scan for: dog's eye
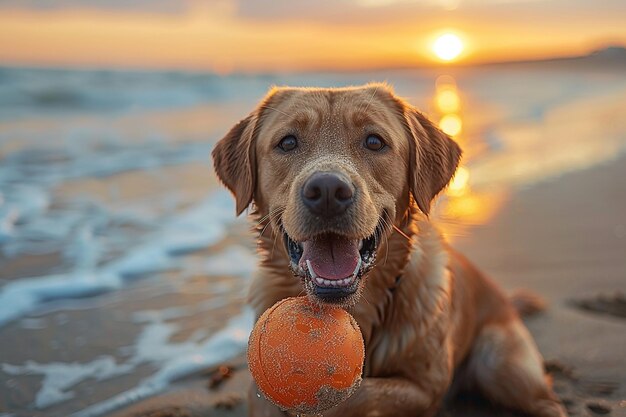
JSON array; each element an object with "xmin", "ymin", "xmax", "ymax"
[
  {"xmin": 364, "ymin": 134, "xmax": 385, "ymax": 151},
  {"xmin": 277, "ymin": 135, "xmax": 298, "ymax": 152}
]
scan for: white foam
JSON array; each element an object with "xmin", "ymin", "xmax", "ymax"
[
  {"xmin": 3, "ymin": 357, "xmax": 135, "ymax": 409},
  {"xmin": 73, "ymin": 308, "xmax": 254, "ymax": 417},
  {"xmin": 2, "ymin": 304, "xmax": 254, "ymax": 413},
  {"xmin": 2, "ymin": 241, "xmax": 255, "ymax": 413},
  {"xmin": 0, "ymin": 190, "xmax": 236, "ymax": 327},
  {"xmin": 0, "ymin": 185, "xmax": 49, "ymax": 244}
]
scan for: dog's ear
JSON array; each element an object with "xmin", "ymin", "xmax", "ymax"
[
  {"xmin": 212, "ymin": 112, "xmax": 258, "ymax": 215},
  {"xmin": 404, "ymin": 106, "xmax": 462, "ymax": 215}
]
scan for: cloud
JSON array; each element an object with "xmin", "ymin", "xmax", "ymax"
[
  {"xmin": 0, "ymin": 0, "xmax": 188, "ymax": 13},
  {"xmin": 234, "ymin": 0, "xmax": 626, "ymax": 25},
  {"xmin": 2, "ymin": 0, "xmax": 625, "ymax": 23},
  {"xmin": 235, "ymin": 0, "xmax": 438, "ymax": 22}
]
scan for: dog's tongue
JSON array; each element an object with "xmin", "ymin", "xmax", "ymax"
[{"xmin": 301, "ymin": 236, "xmax": 360, "ymax": 280}]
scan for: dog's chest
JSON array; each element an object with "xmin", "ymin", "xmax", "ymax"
[{"xmin": 353, "ymin": 297, "xmax": 451, "ymax": 380}]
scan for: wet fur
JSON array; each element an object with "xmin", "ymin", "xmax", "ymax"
[{"xmin": 213, "ymin": 84, "xmax": 566, "ymax": 417}]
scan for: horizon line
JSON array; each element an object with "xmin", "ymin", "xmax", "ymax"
[{"xmin": 1, "ymin": 45, "xmax": 624, "ymax": 75}]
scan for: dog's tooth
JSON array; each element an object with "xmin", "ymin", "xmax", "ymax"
[
  {"xmin": 358, "ymin": 240, "xmax": 363, "ymax": 250},
  {"xmin": 306, "ymin": 260, "xmax": 318, "ymax": 279},
  {"xmin": 323, "ymin": 279, "xmax": 332, "ymax": 286},
  {"xmin": 352, "ymin": 257, "xmax": 362, "ymax": 277},
  {"xmin": 316, "ymin": 277, "xmax": 324, "ymax": 285}
]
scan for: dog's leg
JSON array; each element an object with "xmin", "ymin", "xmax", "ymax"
[
  {"xmin": 468, "ymin": 319, "xmax": 567, "ymax": 417},
  {"xmin": 250, "ymin": 377, "xmax": 443, "ymax": 417},
  {"xmin": 319, "ymin": 377, "xmax": 444, "ymax": 417}
]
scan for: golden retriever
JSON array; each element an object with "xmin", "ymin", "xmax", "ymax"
[{"xmin": 212, "ymin": 84, "xmax": 566, "ymax": 417}]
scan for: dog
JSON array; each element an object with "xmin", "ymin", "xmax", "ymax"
[{"xmin": 212, "ymin": 84, "xmax": 566, "ymax": 417}]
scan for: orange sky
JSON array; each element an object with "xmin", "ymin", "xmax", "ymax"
[{"xmin": 1, "ymin": 0, "xmax": 625, "ymax": 72}]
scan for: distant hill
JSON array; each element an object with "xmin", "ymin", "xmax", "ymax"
[
  {"xmin": 588, "ymin": 45, "xmax": 626, "ymax": 60},
  {"xmin": 475, "ymin": 45, "xmax": 626, "ymax": 70}
]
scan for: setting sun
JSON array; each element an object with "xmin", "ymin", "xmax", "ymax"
[{"xmin": 433, "ymin": 33, "xmax": 464, "ymax": 61}]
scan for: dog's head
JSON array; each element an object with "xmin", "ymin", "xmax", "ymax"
[{"xmin": 213, "ymin": 84, "xmax": 461, "ymax": 306}]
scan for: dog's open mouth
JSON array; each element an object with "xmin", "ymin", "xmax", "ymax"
[{"xmin": 283, "ymin": 228, "xmax": 378, "ymax": 303}]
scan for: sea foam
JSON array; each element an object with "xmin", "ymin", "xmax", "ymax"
[
  {"xmin": 0, "ymin": 190, "xmax": 236, "ymax": 327},
  {"xmin": 3, "ymin": 304, "xmax": 255, "ymax": 414}
]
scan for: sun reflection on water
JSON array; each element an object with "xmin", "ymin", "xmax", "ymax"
[
  {"xmin": 435, "ymin": 76, "xmax": 463, "ymax": 137},
  {"xmin": 447, "ymin": 166, "xmax": 470, "ymax": 197},
  {"xmin": 436, "ymin": 89, "xmax": 461, "ymax": 113},
  {"xmin": 430, "ymin": 74, "xmax": 510, "ymax": 241},
  {"xmin": 439, "ymin": 114, "xmax": 463, "ymax": 136}
]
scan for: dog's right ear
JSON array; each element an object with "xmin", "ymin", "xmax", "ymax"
[{"xmin": 212, "ymin": 112, "xmax": 258, "ymax": 216}]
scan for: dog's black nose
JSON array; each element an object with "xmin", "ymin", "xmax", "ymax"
[{"xmin": 302, "ymin": 172, "xmax": 354, "ymax": 217}]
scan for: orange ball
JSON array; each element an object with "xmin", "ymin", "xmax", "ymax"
[{"xmin": 247, "ymin": 297, "xmax": 364, "ymax": 414}]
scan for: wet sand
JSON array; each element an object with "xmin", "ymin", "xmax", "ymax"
[{"xmin": 103, "ymin": 154, "xmax": 626, "ymax": 416}]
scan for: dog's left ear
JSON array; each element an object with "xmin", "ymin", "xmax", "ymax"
[
  {"xmin": 404, "ymin": 106, "xmax": 462, "ymax": 215},
  {"xmin": 212, "ymin": 112, "xmax": 258, "ymax": 216}
]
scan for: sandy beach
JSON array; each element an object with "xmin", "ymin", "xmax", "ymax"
[{"xmin": 1, "ymin": 59, "xmax": 625, "ymax": 417}]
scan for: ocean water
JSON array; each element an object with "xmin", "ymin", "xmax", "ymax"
[{"xmin": 0, "ymin": 61, "xmax": 625, "ymax": 416}]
